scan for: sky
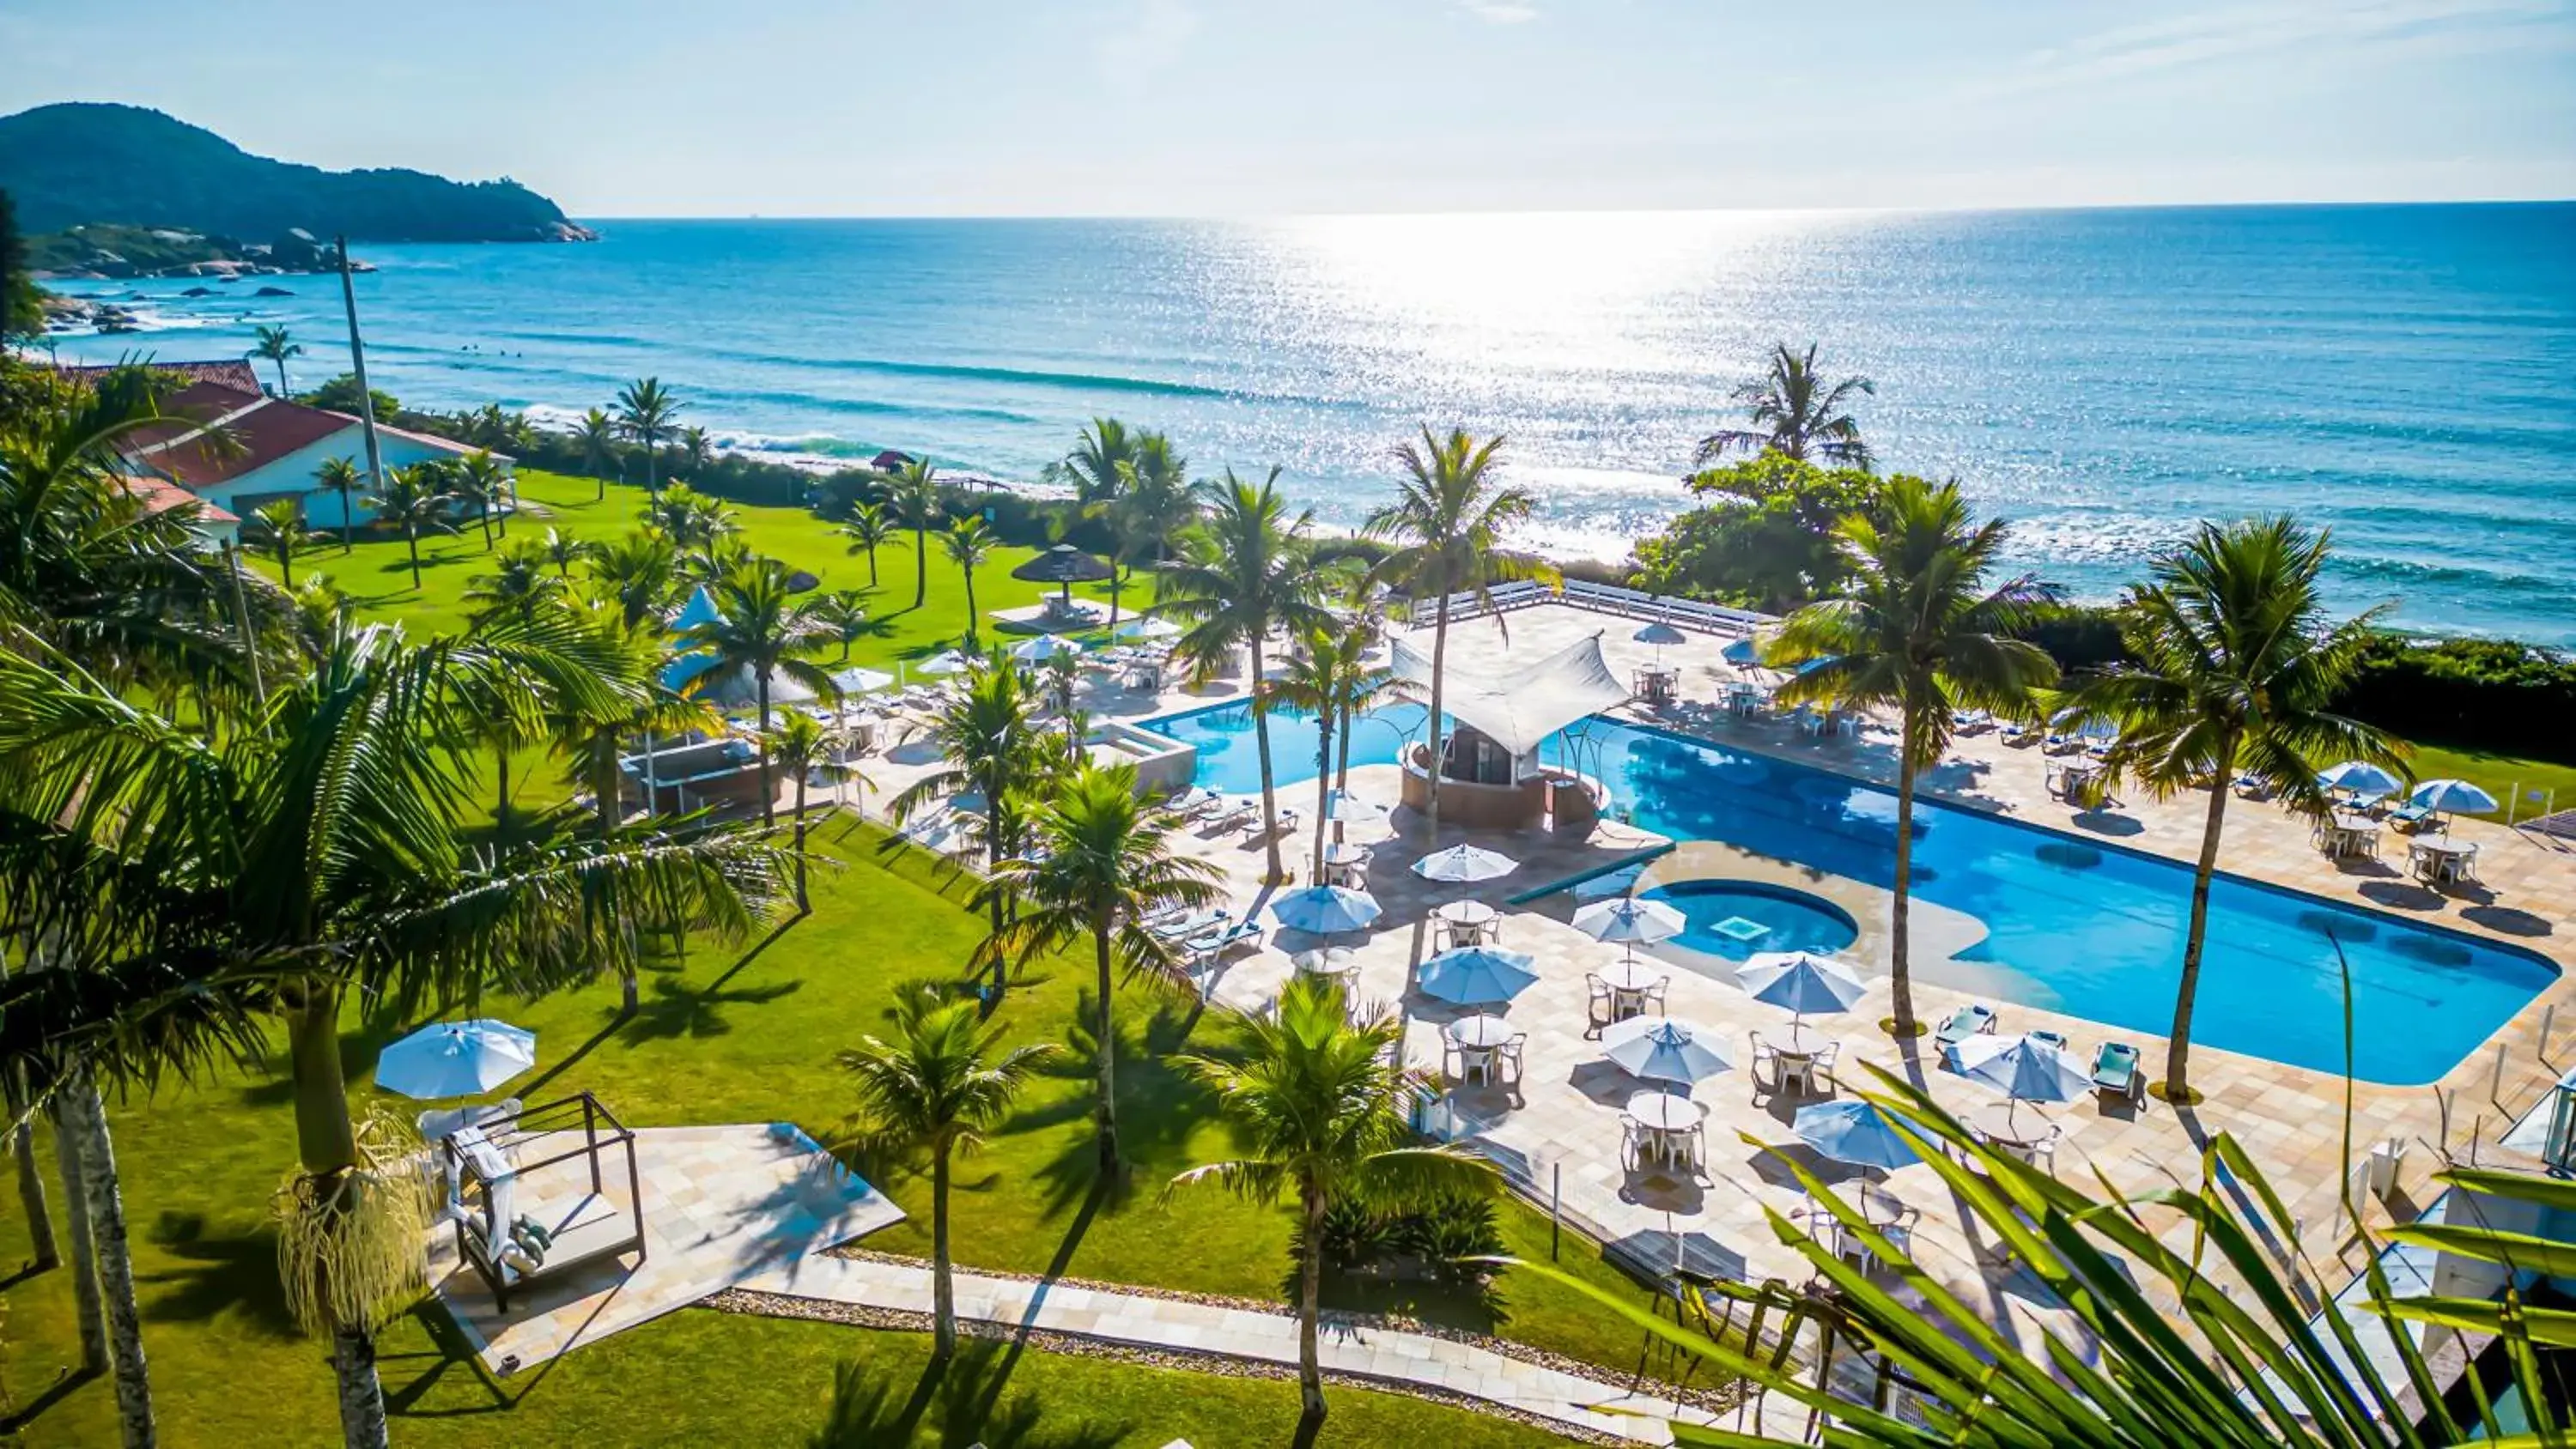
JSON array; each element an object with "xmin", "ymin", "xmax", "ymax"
[{"xmin": 4, "ymin": 0, "xmax": 2572, "ymax": 215}]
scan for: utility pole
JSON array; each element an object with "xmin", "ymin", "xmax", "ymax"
[{"xmin": 335, "ymin": 234, "xmax": 385, "ymax": 548}]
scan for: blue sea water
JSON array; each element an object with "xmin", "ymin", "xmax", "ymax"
[
  {"xmin": 1149, "ymin": 698, "xmax": 2557, "ymax": 1084},
  {"xmin": 45, "ymin": 204, "xmax": 2576, "ymax": 641}
]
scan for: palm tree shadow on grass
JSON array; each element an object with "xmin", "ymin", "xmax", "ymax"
[
  {"xmin": 811, "ymin": 1339, "xmax": 1132, "ymax": 1449},
  {"xmin": 139, "ymin": 1210, "xmax": 301, "ymax": 1337},
  {"xmin": 612, "ymin": 972, "xmax": 805, "ymax": 1047},
  {"xmin": 1017, "ymin": 991, "xmax": 1212, "ymax": 1219}
]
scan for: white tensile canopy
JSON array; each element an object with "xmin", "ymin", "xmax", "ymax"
[{"xmin": 1389, "ymin": 630, "xmax": 1630, "ymax": 758}]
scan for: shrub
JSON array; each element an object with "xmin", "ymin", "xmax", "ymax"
[
  {"xmin": 2014, "ymin": 603, "xmax": 2130, "ymax": 674},
  {"xmin": 1301, "ymin": 1188, "xmax": 1504, "ymax": 1288},
  {"xmin": 2336, "ymin": 635, "xmax": 2576, "ymax": 766}
]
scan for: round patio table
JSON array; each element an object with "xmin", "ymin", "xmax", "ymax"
[
  {"xmin": 1291, "ymin": 948, "xmax": 1358, "ymax": 978},
  {"xmin": 1322, "ymin": 842, "xmax": 1373, "ymax": 865},
  {"xmin": 1965, "ymin": 1101, "xmax": 2051, "ymax": 1150},
  {"xmin": 1627, "ymin": 1091, "xmax": 1699, "ymax": 1132},
  {"xmin": 1777, "ymin": 1023, "xmax": 1837, "ymax": 1057},
  {"xmin": 1434, "ymin": 900, "xmax": 1498, "ymax": 929},
  {"xmin": 1447, "ymin": 1014, "xmax": 1516, "ymax": 1050},
  {"xmin": 1598, "ymin": 959, "xmax": 1662, "ymax": 991},
  {"xmin": 1854, "ymin": 1182, "xmax": 1908, "ymax": 1228}
]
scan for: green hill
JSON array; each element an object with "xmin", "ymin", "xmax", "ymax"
[{"xmin": 0, "ymin": 101, "xmax": 590, "ymax": 244}]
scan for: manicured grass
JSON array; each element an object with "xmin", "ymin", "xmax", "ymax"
[{"xmin": 2401, "ymin": 741, "xmax": 2576, "ymax": 822}]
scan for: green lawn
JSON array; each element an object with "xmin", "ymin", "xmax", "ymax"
[
  {"xmin": 2401, "ymin": 741, "xmax": 2576, "ymax": 823},
  {"xmin": 3, "ymin": 470, "xmax": 1694, "ymax": 1443}
]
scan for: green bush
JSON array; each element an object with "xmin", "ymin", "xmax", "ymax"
[
  {"xmin": 2336, "ymin": 634, "xmax": 2576, "ymax": 766},
  {"xmin": 1303, "ymin": 1188, "xmax": 1505, "ymax": 1288},
  {"xmin": 2014, "ymin": 603, "xmax": 2130, "ymax": 673}
]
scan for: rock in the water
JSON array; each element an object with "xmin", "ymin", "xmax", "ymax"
[
  {"xmin": 254, "ymin": 285, "xmax": 295, "ymax": 297},
  {"xmin": 180, "ymin": 286, "xmax": 214, "ymax": 297}
]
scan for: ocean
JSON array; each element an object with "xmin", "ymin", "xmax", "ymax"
[{"xmin": 40, "ymin": 204, "xmax": 2576, "ymax": 643}]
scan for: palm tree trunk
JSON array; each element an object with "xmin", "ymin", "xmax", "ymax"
[
  {"xmin": 477, "ymin": 508, "xmax": 494, "ymax": 550},
  {"xmin": 756, "ymin": 675, "xmax": 775, "ymax": 827},
  {"xmin": 338, "ymin": 481, "xmax": 354, "ymax": 550},
  {"xmin": 2168, "ymin": 767, "xmax": 2233, "ymax": 1100},
  {"xmin": 1297, "ymin": 1179, "xmax": 1327, "ymax": 1425},
  {"xmin": 1249, "ymin": 640, "xmax": 1284, "ymax": 882},
  {"xmin": 495, "ymin": 743, "xmax": 511, "ymax": 834},
  {"xmin": 284, "ymin": 981, "xmax": 392, "ymax": 1449},
  {"xmin": 913, "ymin": 529, "xmax": 927, "ymax": 609},
  {"xmin": 1888, "ymin": 736, "xmax": 1920, "ymax": 1037},
  {"xmin": 58, "ymin": 1068, "xmax": 155, "ymax": 1447},
  {"xmin": 404, "ymin": 529, "xmax": 422, "ymax": 590},
  {"xmin": 1094, "ymin": 919, "xmax": 1120, "ymax": 1174},
  {"xmin": 962, "ymin": 568, "xmax": 977, "ymax": 645},
  {"xmin": 1312, "ymin": 712, "xmax": 1333, "ymax": 883},
  {"xmin": 793, "ymin": 771, "xmax": 811, "ymax": 912},
  {"xmin": 1425, "ymin": 595, "xmax": 1450, "ymax": 847},
  {"xmin": 866, "ymin": 547, "xmax": 878, "ymax": 589},
  {"xmin": 332, "ymin": 1327, "xmax": 389, "ymax": 1449},
  {"xmin": 14, "ymin": 1117, "xmax": 57, "ymax": 1270},
  {"xmin": 51, "ymin": 1100, "xmax": 108, "ymax": 1375},
  {"xmin": 931, "ymin": 1142, "xmax": 956, "ymax": 1360},
  {"xmin": 280, "ymin": 544, "xmax": 296, "ymax": 589}
]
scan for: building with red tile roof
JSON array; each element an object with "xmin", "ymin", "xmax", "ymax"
[{"xmin": 54, "ymin": 359, "xmax": 268, "ymax": 394}]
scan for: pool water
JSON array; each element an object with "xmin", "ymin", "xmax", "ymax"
[
  {"xmin": 1145, "ymin": 700, "xmax": 2557, "ymax": 1084},
  {"xmin": 1640, "ymin": 881, "xmax": 1861, "ymax": 962}
]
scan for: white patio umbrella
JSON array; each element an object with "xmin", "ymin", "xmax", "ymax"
[
  {"xmin": 1570, "ymin": 896, "xmax": 1686, "ymax": 961},
  {"xmin": 1633, "ymin": 619, "xmax": 1686, "ymax": 667},
  {"xmin": 2408, "ymin": 777, "xmax": 2500, "ymax": 825},
  {"xmin": 1416, "ymin": 946, "xmax": 1540, "ymax": 1006},
  {"xmin": 1792, "ymin": 1100, "xmax": 1922, "ymax": 1174},
  {"xmin": 1268, "ymin": 884, "xmax": 1382, "ymax": 935},
  {"xmin": 1949, "ymin": 1033, "xmax": 2091, "ymax": 1132},
  {"xmin": 376, "ymin": 1019, "xmax": 536, "ymax": 1100},
  {"xmin": 1324, "ymin": 789, "xmax": 1388, "ymax": 827},
  {"xmin": 832, "ymin": 665, "xmax": 897, "ymax": 695},
  {"xmin": 1113, "ymin": 616, "xmax": 1181, "ymax": 643},
  {"xmin": 1736, "ymin": 950, "xmax": 1868, "ymax": 1027},
  {"xmin": 1600, "ymin": 1016, "xmax": 1733, "ymax": 1088},
  {"xmin": 914, "ymin": 650, "xmax": 974, "ymax": 676},
  {"xmin": 2318, "ymin": 760, "xmax": 2403, "ymax": 798},
  {"xmin": 1012, "ymin": 634, "xmax": 1084, "ymax": 664},
  {"xmin": 1412, "ymin": 844, "xmax": 1519, "ymax": 884}
]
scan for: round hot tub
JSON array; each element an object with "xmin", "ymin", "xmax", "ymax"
[{"xmin": 1637, "ymin": 879, "xmax": 1860, "ymax": 962}]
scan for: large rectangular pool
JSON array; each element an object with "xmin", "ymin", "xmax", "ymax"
[{"xmin": 1145, "ymin": 700, "xmax": 2557, "ymax": 1085}]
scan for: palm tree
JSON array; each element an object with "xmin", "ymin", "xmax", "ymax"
[
  {"xmin": 586, "ymin": 530, "xmax": 681, "ymax": 630},
  {"xmin": 313, "ymin": 456, "xmax": 362, "ymax": 550},
  {"xmin": 816, "ymin": 588, "xmax": 871, "ymax": 662},
  {"xmin": 987, "ymin": 763, "xmax": 1222, "ymax": 1173},
  {"xmin": 768, "ymin": 709, "xmax": 863, "ymax": 912},
  {"xmin": 839, "ymin": 986, "xmax": 1054, "ymax": 1359},
  {"xmin": 248, "ymin": 500, "xmax": 325, "ymax": 589},
  {"xmin": 1046, "ymin": 416, "xmax": 1134, "ymax": 505},
  {"xmin": 1158, "ymin": 469, "xmax": 1334, "ymax": 883},
  {"xmin": 1104, "ymin": 429, "xmax": 1196, "ymax": 625},
  {"xmin": 462, "ymin": 540, "xmax": 564, "ymax": 627},
  {"xmin": 1695, "ymin": 341, "xmax": 1875, "ymax": 470},
  {"xmin": 574, "ymin": 406, "xmax": 620, "ymax": 500},
  {"xmin": 839, "ymin": 501, "xmax": 899, "ymax": 591},
  {"xmin": 1168, "ymin": 974, "xmax": 1496, "ymax": 1428},
  {"xmin": 250, "ymin": 324, "xmax": 302, "ymax": 395},
  {"xmin": 940, "ymin": 516, "xmax": 997, "ymax": 646},
  {"xmin": 538, "ymin": 527, "xmax": 592, "ymax": 578},
  {"xmin": 888, "ymin": 460, "xmax": 943, "ymax": 611},
  {"xmin": 1270, "ymin": 623, "xmax": 1395, "ymax": 882},
  {"xmin": 2069, "ymin": 518, "xmax": 2397, "ymax": 1100},
  {"xmin": 679, "ymin": 558, "xmax": 838, "ymax": 825},
  {"xmin": 889, "ymin": 652, "xmax": 1060, "ymax": 943},
  {"xmin": 368, "ymin": 464, "xmax": 456, "ymax": 591},
  {"xmin": 0, "ymin": 621, "xmax": 787, "ymax": 1449},
  {"xmin": 1767, "ymin": 476, "xmax": 2057, "ymax": 1037},
  {"xmin": 454, "ymin": 451, "xmax": 515, "ymax": 548},
  {"xmin": 677, "ymin": 424, "xmax": 714, "ymax": 476},
  {"xmin": 1363, "ymin": 428, "xmax": 1554, "ymax": 848},
  {"xmin": 614, "ymin": 377, "xmax": 684, "ymax": 500}
]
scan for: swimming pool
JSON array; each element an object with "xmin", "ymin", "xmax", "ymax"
[
  {"xmin": 1145, "ymin": 700, "xmax": 2558, "ymax": 1084},
  {"xmin": 1640, "ymin": 881, "xmax": 1861, "ymax": 962}
]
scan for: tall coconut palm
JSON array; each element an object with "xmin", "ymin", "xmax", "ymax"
[
  {"xmin": 538, "ymin": 527, "xmax": 592, "ymax": 578},
  {"xmin": 677, "ymin": 424, "xmax": 715, "ymax": 476},
  {"xmin": 987, "ymin": 762, "xmax": 1222, "ymax": 1173},
  {"xmin": 1270, "ymin": 624, "xmax": 1395, "ymax": 882},
  {"xmin": 889, "ymin": 652, "xmax": 1060, "ymax": 943},
  {"xmin": 940, "ymin": 515, "xmax": 997, "ymax": 646},
  {"xmin": 838, "ymin": 501, "xmax": 900, "ymax": 590},
  {"xmin": 1695, "ymin": 341, "xmax": 1876, "ymax": 470},
  {"xmin": 2069, "ymin": 518, "xmax": 2397, "ymax": 1100},
  {"xmin": 0, "ymin": 620, "xmax": 787, "ymax": 1449},
  {"xmin": 1167, "ymin": 973, "xmax": 1496, "ymax": 1428},
  {"xmin": 677, "ymin": 557, "xmax": 837, "ymax": 825},
  {"xmin": 1768, "ymin": 476, "xmax": 2057, "ymax": 1037},
  {"xmin": 369, "ymin": 464, "xmax": 456, "ymax": 591},
  {"xmin": 454, "ymin": 450, "xmax": 515, "ymax": 548},
  {"xmin": 839, "ymin": 986, "xmax": 1054, "ymax": 1359},
  {"xmin": 574, "ymin": 406, "xmax": 620, "ymax": 500},
  {"xmin": 769, "ymin": 709, "xmax": 860, "ymax": 912},
  {"xmin": 248, "ymin": 500, "xmax": 325, "ymax": 589},
  {"xmin": 249, "ymin": 324, "xmax": 301, "ymax": 396},
  {"xmin": 815, "ymin": 588, "xmax": 871, "ymax": 662},
  {"xmin": 887, "ymin": 459, "xmax": 943, "ymax": 611},
  {"xmin": 586, "ymin": 530, "xmax": 681, "ymax": 630},
  {"xmin": 313, "ymin": 456, "xmax": 363, "ymax": 550},
  {"xmin": 1107, "ymin": 429, "xmax": 1196, "ymax": 622},
  {"xmin": 613, "ymin": 377, "xmax": 684, "ymax": 500},
  {"xmin": 1363, "ymin": 428, "xmax": 1554, "ymax": 848},
  {"xmin": 1047, "ymin": 416, "xmax": 1134, "ymax": 506},
  {"xmin": 1157, "ymin": 469, "xmax": 1334, "ymax": 882},
  {"xmin": 462, "ymin": 540, "xmax": 563, "ymax": 627}
]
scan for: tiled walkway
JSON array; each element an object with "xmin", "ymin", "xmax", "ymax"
[{"xmin": 738, "ymin": 1251, "xmax": 1785, "ymax": 1445}]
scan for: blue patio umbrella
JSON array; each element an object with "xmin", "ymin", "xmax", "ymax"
[
  {"xmin": 1722, "ymin": 637, "xmax": 1761, "ymax": 668},
  {"xmin": 2408, "ymin": 778, "xmax": 2499, "ymax": 816},
  {"xmin": 1012, "ymin": 634, "xmax": 1084, "ymax": 664},
  {"xmin": 1412, "ymin": 844, "xmax": 1519, "ymax": 884},
  {"xmin": 1633, "ymin": 619, "xmax": 1686, "ymax": 667},
  {"xmin": 1600, "ymin": 1016, "xmax": 1733, "ymax": 1087},
  {"xmin": 1792, "ymin": 1100, "xmax": 1923, "ymax": 1173},
  {"xmin": 2318, "ymin": 761, "xmax": 2403, "ymax": 798},
  {"xmin": 376, "ymin": 1019, "xmax": 536, "ymax": 1100},
  {"xmin": 1949, "ymin": 1032, "xmax": 2090, "ymax": 1131},
  {"xmin": 1268, "ymin": 884, "xmax": 1382, "ymax": 935},
  {"xmin": 1416, "ymin": 946, "xmax": 1540, "ymax": 1006},
  {"xmin": 1736, "ymin": 951, "xmax": 1868, "ymax": 1024}
]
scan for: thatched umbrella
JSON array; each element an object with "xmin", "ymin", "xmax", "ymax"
[{"xmin": 1009, "ymin": 543, "xmax": 1115, "ymax": 610}]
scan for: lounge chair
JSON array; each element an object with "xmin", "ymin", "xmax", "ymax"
[
  {"xmin": 2387, "ymin": 802, "xmax": 2434, "ymax": 834},
  {"xmin": 1152, "ymin": 906, "xmax": 1230, "ymax": 941},
  {"xmin": 1999, "ymin": 718, "xmax": 2041, "ymax": 747},
  {"xmin": 2232, "ymin": 773, "xmax": 2271, "ymax": 800},
  {"xmin": 2028, "ymin": 1029, "xmax": 2069, "ymax": 1052},
  {"xmin": 1934, "ymin": 1003, "xmax": 1997, "ymax": 1057},
  {"xmin": 2091, "ymin": 1042, "xmax": 2145, "ymax": 1106},
  {"xmin": 2041, "ymin": 728, "xmax": 2078, "ymax": 755},
  {"xmin": 1952, "ymin": 708, "xmax": 1995, "ymax": 735},
  {"xmin": 1183, "ymin": 921, "xmax": 1264, "ymax": 965},
  {"xmin": 1205, "ymin": 797, "xmax": 1257, "ymax": 832}
]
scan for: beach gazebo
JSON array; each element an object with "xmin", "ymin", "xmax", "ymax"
[{"xmin": 1011, "ymin": 544, "xmax": 1115, "ymax": 625}]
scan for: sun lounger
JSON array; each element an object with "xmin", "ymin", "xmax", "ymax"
[
  {"xmin": 1952, "ymin": 708, "xmax": 1994, "ymax": 734},
  {"xmin": 1934, "ymin": 1003, "xmax": 1997, "ymax": 1056},
  {"xmin": 2042, "ymin": 730, "xmax": 2078, "ymax": 754},
  {"xmin": 1152, "ymin": 906, "xmax": 1230, "ymax": 941},
  {"xmin": 1999, "ymin": 718, "xmax": 2041, "ymax": 747},
  {"xmin": 2232, "ymin": 773, "xmax": 2271, "ymax": 800},
  {"xmin": 2387, "ymin": 802, "xmax": 2434, "ymax": 833},
  {"xmin": 1183, "ymin": 921, "xmax": 1264, "ymax": 964},
  {"xmin": 1165, "ymin": 786, "xmax": 1223, "ymax": 820},
  {"xmin": 2092, "ymin": 1042, "xmax": 2145, "ymax": 1106},
  {"xmin": 2028, "ymin": 1029, "xmax": 2069, "ymax": 1052},
  {"xmin": 1206, "ymin": 797, "xmax": 1258, "ymax": 831},
  {"xmin": 1238, "ymin": 806, "xmax": 1298, "ymax": 842}
]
